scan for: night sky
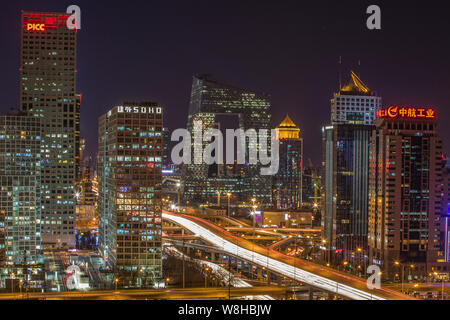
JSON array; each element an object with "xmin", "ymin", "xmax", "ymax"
[{"xmin": 1, "ymin": 0, "xmax": 450, "ymax": 165}]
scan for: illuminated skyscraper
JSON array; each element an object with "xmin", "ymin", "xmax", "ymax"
[
  {"xmin": 330, "ymin": 71, "xmax": 381, "ymax": 125},
  {"xmin": 443, "ymin": 158, "xmax": 450, "ymax": 262},
  {"xmin": 0, "ymin": 110, "xmax": 43, "ymax": 265},
  {"xmin": 322, "ymin": 124, "xmax": 373, "ymax": 266},
  {"xmin": 98, "ymin": 102, "xmax": 163, "ymax": 287},
  {"xmin": 273, "ymin": 115, "xmax": 303, "ymax": 209},
  {"xmin": 322, "ymin": 72, "xmax": 378, "ymax": 267},
  {"xmin": 20, "ymin": 12, "xmax": 80, "ymax": 248},
  {"xmin": 368, "ymin": 106, "xmax": 445, "ymax": 279},
  {"xmin": 182, "ymin": 75, "xmax": 272, "ymax": 206}
]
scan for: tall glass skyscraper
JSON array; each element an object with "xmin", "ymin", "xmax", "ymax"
[
  {"xmin": 20, "ymin": 12, "xmax": 80, "ymax": 248},
  {"xmin": 98, "ymin": 102, "xmax": 163, "ymax": 288},
  {"xmin": 182, "ymin": 75, "xmax": 272, "ymax": 207},
  {"xmin": 322, "ymin": 72, "xmax": 379, "ymax": 267}
]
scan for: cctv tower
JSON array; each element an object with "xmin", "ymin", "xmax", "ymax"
[{"xmin": 182, "ymin": 75, "xmax": 272, "ymax": 207}]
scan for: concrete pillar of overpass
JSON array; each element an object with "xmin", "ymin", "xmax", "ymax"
[
  {"xmin": 267, "ymin": 272, "xmax": 271, "ymax": 285},
  {"xmin": 278, "ymin": 274, "xmax": 282, "ymax": 286},
  {"xmin": 308, "ymin": 287, "xmax": 314, "ymax": 300},
  {"xmin": 257, "ymin": 267, "xmax": 262, "ymax": 280}
]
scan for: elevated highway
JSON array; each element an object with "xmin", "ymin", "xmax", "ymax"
[{"xmin": 162, "ymin": 210, "xmax": 415, "ymax": 300}]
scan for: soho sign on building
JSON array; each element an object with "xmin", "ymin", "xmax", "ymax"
[
  {"xmin": 107, "ymin": 106, "xmax": 163, "ymax": 117},
  {"xmin": 117, "ymin": 106, "xmax": 162, "ymax": 114}
]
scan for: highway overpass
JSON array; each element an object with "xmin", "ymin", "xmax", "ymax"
[
  {"xmin": 162, "ymin": 211, "xmax": 414, "ymax": 300},
  {"xmin": 0, "ymin": 286, "xmax": 285, "ymax": 300}
]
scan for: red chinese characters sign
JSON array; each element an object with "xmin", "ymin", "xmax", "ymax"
[
  {"xmin": 376, "ymin": 106, "xmax": 436, "ymax": 120},
  {"xmin": 23, "ymin": 13, "xmax": 70, "ymax": 31}
]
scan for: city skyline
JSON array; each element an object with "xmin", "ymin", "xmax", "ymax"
[
  {"xmin": 1, "ymin": 1, "xmax": 450, "ymax": 303},
  {"xmin": 1, "ymin": 1, "xmax": 450, "ymax": 165}
]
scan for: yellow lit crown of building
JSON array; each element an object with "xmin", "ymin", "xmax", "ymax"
[
  {"xmin": 340, "ymin": 71, "xmax": 370, "ymax": 94},
  {"xmin": 276, "ymin": 114, "xmax": 300, "ymax": 140}
]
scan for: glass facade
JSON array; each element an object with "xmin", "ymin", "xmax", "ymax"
[
  {"xmin": 182, "ymin": 75, "xmax": 272, "ymax": 207},
  {"xmin": 322, "ymin": 124, "xmax": 373, "ymax": 266},
  {"xmin": 322, "ymin": 72, "xmax": 380, "ymax": 268}
]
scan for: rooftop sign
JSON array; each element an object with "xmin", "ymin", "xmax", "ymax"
[{"xmin": 376, "ymin": 106, "xmax": 436, "ymax": 120}]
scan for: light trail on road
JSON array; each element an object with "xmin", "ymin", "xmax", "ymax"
[
  {"xmin": 165, "ymin": 245, "xmax": 274, "ymax": 300},
  {"xmin": 162, "ymin": 212, "xmax": 385, "ymax": 300}
]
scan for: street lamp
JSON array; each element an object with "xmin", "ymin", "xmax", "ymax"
[
  {"xmin": 10, "ymin": 272, "xmax": 15, "ymax": 294},
  {"xmin": 114, "ymin": 278, "xmax": 119, "ymax": 291},
  {"xmin": 204, "ymin": 267, "xmax": 211, "ymax": 288},
  {"xmin": 395, "ymin": 261, "xmax": 415, "ymax": 293},
  {"xmin": 432, "ymin": 272, "xmax": 446, "ymax": 300},
  {"xmin": 394, "ymin": 261, "xmax": 404, "ymax": 292},
  {"xmin": 227, "ymin": 193, "xmax": 231, "ymax": 217},
  {"xmin": 176, "ymin": 183, "xmax": 181, "ymax": 211}
]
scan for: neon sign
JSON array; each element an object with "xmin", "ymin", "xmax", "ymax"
[
  {"xmin": 26, "ymin": 23, "xmax": 45, "ymax": 31},
  {"xmin": 376, "ymin": 106, "xmax": 436, "ymax": 120}
]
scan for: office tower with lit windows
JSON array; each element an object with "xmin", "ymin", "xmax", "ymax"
[
  {"xmin": 20, "ymin": 12, "xmax": 80, "ymax": 248},
  {"xmin": 322, "ymin": 72, "xmax": 379, "ymax": 267},
  {"xmin": 330, "ymin": 71, "xmax": 381, "ymax": 125},
  {"xmin": 368, "ymin": 106, "xmax": 445, "ymax": 279},
  {"xmin": 322, "ymin": 124, "xmax": 374, "ymax": 266},
  {"xmin": 0, "ymin": 110, "xmax": 43, "ymax": 265},
  {"xmin": 182, "ymin": 75, "xmax": 272, "ymax": 207},
  {"xmin": 98, "ymin": 102, "xmax": 163, "ymax": 287},
  {"xmin": 273, "ymin": 115, "xmax": 303, "ymax": 209},
  {"xmin": 443, "ymin": 158, "xmax": 450, "ymax": 262}
]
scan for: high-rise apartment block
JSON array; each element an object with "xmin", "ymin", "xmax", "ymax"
[
  {"xmin": 98, "ymin": 102, "xmax": 163, "ymax": 287},
  {"xmin": 20, "ymin": 12, "xmax": 79, "ymax": 248}
]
